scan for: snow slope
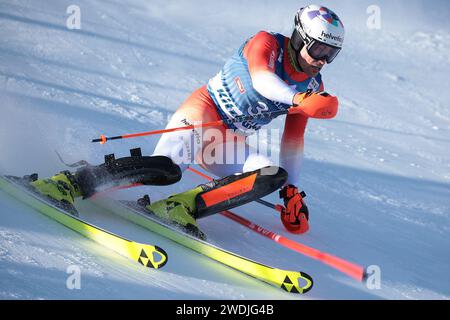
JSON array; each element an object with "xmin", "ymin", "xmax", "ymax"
[{"xmin": 0, "ymin": 0, "xmax": 449, "ymax": 299}]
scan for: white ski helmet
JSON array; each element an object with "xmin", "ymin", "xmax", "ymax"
[{"xmin": 290, "ymin": 5, "xmax": 345, "ymax": 63}]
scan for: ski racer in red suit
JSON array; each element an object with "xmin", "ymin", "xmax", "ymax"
[
  {"xmin": 27, "ymin": 5, "xmax": 345, "ymax": 236},
  {"xmin": 152, "ymin": 5, "xmax": 345, "ymax": 233}
]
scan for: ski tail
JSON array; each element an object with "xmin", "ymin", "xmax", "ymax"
[{"xmin": 0, "ymin": 175, "xmax": 168, "ymax": 270}]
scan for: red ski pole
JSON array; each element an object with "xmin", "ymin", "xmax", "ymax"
[
  {"xmin": 91, "ymin": 91, "xmax": 337, "ymax": 144},
  {"xmin": 91, "ymin": 104, "xmax": 315, "ymax": 145},
  {"xmin": 187, "ymin": 166, "xmax": 366, "ymax": 282},
  {"xmin": 91, "ymin": 120, "xmax": 225, "ymax": 144}
]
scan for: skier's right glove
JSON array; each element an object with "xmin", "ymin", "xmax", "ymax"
[
  {"xmin": 279, "ymin": 185, "xmax": 309, "ymax": 234},
  {"xmin": 291, "ymin": 90, "xmax": 338, "ymax": 119}
]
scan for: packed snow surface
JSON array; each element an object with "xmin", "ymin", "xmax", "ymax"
[{"xmin": 0, "ymin": 0, "xmax": 449, "ymax": 299}]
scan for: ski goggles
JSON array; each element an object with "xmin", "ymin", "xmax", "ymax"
[{"xmin": 305, "ymin": 40, "xmax": 341, "ymax": 64}]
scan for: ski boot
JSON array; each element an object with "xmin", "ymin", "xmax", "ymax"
[
  {"xmin": 23, "ymin": 148, "xmax": 181, "ymax": 216},
  {"xmin": 139, "ymin": 165, "xmax": 288, "ymax": 240},
  {"xmin": 139, "ymin": 187, "xmax": 206, "ymax": 240},
  {"xmin": 27, "ymin": 171, "xmax": 82, "ymax": 216}
]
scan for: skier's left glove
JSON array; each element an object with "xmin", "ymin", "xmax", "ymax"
[
  {"xmin": 291, "ymin": 90, "xmax": 338, "ymax": 119},
  {"xmin": 278, "ymin": 185, "xmax": 309, "ymax": 234}
]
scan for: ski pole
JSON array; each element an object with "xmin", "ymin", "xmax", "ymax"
[
  {"xmin": 255, "ymin": 198, "xmax": 284, "ymax": 213},
  {"xmin": 187, "ymin": 166, "xmax": 366, "ymax": 282},
  {"xmin": 91, "ymin": 108, "xmax": 303, "ymax": 144},
  {"xmin": 91, "ymin": 120, "xmax": 225, "ymax": 144},
  {"xmin": 91, "ymin": 90, "xmax": 337, "ymax": 144},
  {"xmin": 220, "ymin": 209, "xmax": 366, "ymax": 282}
]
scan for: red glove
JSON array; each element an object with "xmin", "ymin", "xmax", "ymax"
[
  {"xmin": 291, "ymin": 90, "xmax": 338, "ymax": 119},
  {"xmin": 279, "ymin": 185, "xmax": 309, "ymax": 234}
]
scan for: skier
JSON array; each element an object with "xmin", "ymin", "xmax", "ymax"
[{"xmin": 27, "ymin": 5, "xmax": 345, "ymax": 236}]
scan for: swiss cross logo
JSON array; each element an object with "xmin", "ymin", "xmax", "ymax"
[
  {"xmin": 308, "ymin": 7, "xmax": 343, "ymax": 28},
  {"xmin": 235, "ymin": 77, "xmax": 245, "ymax": 94}
]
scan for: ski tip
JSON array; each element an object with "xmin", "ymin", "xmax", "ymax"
[
  {"xmin": 136, "ymin": 244, "xmax": 168, "ymax": 269},
  {"xmin": 280, "ymin": 272, "xmax": 313, "ymax": 294}
]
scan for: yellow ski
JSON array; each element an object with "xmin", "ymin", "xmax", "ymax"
[
  {"xmin": 0, "ymin": 175, "xmax": 167, "ymax": 269},
  {"xmin": 93, "ymin": 197, "xmax": 313, "ymax": 294}
]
